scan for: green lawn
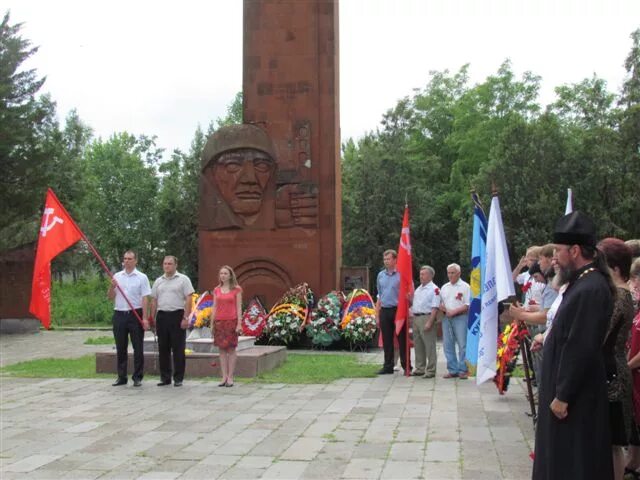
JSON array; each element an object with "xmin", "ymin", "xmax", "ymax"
[
  {"xmin": 0, "ymin": 353, "xmax": 378, "ymax": 383},
  {"xmin": 83, "ymin": 336, "xmax": 115, "ymax": 345},
  {"xmin": 0, "ymin": 356, "xmax": 112, "ymax": 379},
  {"xmin": 251, "ymin": 353, "xmax": 378, "ymax": 383}
]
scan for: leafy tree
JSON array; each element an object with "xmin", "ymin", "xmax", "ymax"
[
  {"xmin": 82, "ymin": 133, "xmax": 162, "ymax": 274},
  {"xmin": 156, "ymin": 127, "xmax": 206, "ymax": 282},
  {"xmin": 216, "ymin": 91, "xmax": 243, "ymax": 128}
]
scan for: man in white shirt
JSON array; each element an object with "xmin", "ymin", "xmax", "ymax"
[
  {"xmin": 439, "ymin": 263, "xmax": 471, "ymax": 379},
  {"xmin": 107, "ymin": 250, "xmax": 151, "ymax": 387},
  {"xmin": 409, "ymin": 266, "xmax": 440, "ymax": 378},
  {"xmin": 150, "ymin": 256, "xmax": 194, "ymax": 387}
]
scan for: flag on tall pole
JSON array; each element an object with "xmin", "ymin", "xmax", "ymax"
[
  {"xmin": 395, "ymin": 204, "xmax": 414, "ymax": 375},
  {"xmin": 465, "ymin": 192, "xmax": 488, "ymax": 371},
  {"xmin": 565, "ymin": 188, "xmax": 573, "ymax": 214},
  {"xmin": 30, "ymin": 188, "xmax": 146, "ymax": 330},
  {"xmin": 476, "ymin": 194, "xmax": 515, "ymax": 385},
  {"xmin": 29, "ymin": 189, "xmax": 83, "ymax": 329}
]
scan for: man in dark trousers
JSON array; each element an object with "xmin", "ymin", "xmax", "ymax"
[
  {"xmin": 150, "ymin": 256, "xmax": 194, "ymax": 387},
  {"xmin": 533, "ymin": 211, "xmax": 615, "ymax": 480},
  {"xmin": 108, "ymin": 250, "xmax": 151, "ymax": 387},
  {"xmin": 376, "ymin": 249, "xmax": 411, "ymax": 375}
]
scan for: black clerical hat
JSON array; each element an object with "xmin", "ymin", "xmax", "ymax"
[{"xmin": 553, "ymin": 211, "xmax": 597, "ymax": 248}]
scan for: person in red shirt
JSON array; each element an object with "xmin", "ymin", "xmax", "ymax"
[{"xmin": 210, "ymin": 265, "xmax": 243, "ymax": 387}]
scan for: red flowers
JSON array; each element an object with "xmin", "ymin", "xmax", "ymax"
[
  {"xmin": 456, "ymin": 292, "xmax": 463, "ymax": 301},
  {"xmin": 522, "ymin": 281, "xmax": 532, "ymax": 293},
  {"xmin": 434, "ymin": 287, "xmax": 440, "ymax": 296}
]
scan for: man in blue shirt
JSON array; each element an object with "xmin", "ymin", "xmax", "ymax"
[{"xmin": 376, "ymin": 249, "xmax": 411, "ymax": 374}]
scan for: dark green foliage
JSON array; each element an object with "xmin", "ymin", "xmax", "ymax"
[
  {"xmin": 342, "ymin": 48, "xmax": 640, "ymax": 288},
  {"xmin": 51, "ymin": 277, "xmax": 113, "ymax": 326}
]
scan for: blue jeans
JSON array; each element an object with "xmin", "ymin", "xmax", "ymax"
[{"xmin": 442, "ymin": 314, "xmax": 467, "ymax": 375}]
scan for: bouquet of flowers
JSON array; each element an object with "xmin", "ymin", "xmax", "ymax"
[
  {"xmin": 241, "ymin": 297, "xmax": 267, "ymax": 337},
  {"xmin": 340, "ymin": 289, "xmax": 377, "ymax": 350},
  {"xmin": 306, "ymin": 290, "xmax": 346, "ymax": 347},
  {"xmin": 262, "ymin": 283, "xmax": 314, "ymax": 346},
  {"xmin": 494, "ymin": 320, "xmax": 529, "ymax": 394},
  {"xmin": 187, "ymin": 291, "xmax": 213, "ymax": 329}
]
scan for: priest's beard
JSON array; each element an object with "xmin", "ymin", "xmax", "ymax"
[{"xmin": 557, "ymin": 257, "xmax": 578, "ymax": 285}]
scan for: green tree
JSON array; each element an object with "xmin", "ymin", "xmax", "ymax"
[
  {"xmin": 0, "ymin": 11, "xmax": 49, "ymax": 235},
  {"xmin": 156, "ymin": 127, "xmax": 206, "ymax": 283},
  {"xmin": 82, "ymin": 133, "xmax": 162, "ymax": 274}
]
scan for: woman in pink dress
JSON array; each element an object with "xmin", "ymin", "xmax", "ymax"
[{"xmin": 210, "ymin": 265, "xmax": 243, "ymax": 387}]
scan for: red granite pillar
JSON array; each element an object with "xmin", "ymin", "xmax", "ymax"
[{"xmin": 198, "ymin": 0, "xmax": 341, "ymax": 307}]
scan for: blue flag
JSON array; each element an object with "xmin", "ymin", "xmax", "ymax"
[{"xmin": 465, "ymin": 192, "xmax": 487, "ymax": 370}]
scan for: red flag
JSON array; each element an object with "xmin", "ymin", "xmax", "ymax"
[
  {"xmin": 29, "ymin": 189, "xmax": 83, "ymax": 329},
  {"xmin": 394, "ymin": 205, "xmax": 414, "ymax": 335}
]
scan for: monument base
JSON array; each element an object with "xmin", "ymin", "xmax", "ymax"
[
  {"xmin": 95, "ymin": 345, "xmax": 286, "ymax": 378},
  {"xmin": 143, "ymin": 334, "xmax": 256, "ymax": 354},
  {"xmin": 0, "ymin": 318, "xmax": 41, "ymax": 334}
]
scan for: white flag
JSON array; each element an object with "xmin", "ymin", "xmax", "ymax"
[
  {"xmin": 476, "ymin": 196, "xmax": 515, "ymax": 385},
  {"xmin": 565, "ymin": 188, "xmax": 573, "ymax": 215}
]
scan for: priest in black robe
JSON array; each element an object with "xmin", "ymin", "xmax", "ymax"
[{"xmin": 533, "ymin": 211, "xmax": 615, "ymax": 480}]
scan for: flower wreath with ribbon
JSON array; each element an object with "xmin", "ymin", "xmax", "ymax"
[
  {"xmin": 494, "ymin": 320, "xmax": 529, "ymax": 394},
  {"xmin": 241, "ymin": 297, "xmax": 267, "ymax": 337}
]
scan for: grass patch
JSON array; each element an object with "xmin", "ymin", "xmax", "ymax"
[
  {"xmin": 84, "ymin": 336, "xmax": 115, "ymax": 345},
  {"xmin": 250, "ymin": 353, "xmax": 378, "ymax": 384},
  {"xmin": 51, "ymin": 276, "xmax": 113, "ymax": 327},
  {"xmin": 0, "ymin": 355, "xmax": 111, "ymax": 379},
  {"xmin": 0, "ymin": 352, "xmax": 378, "ymax": 383}
]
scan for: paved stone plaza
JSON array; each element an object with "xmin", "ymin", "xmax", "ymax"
[{"xmin": 1, "ymin": 331, "xmax": 534, "ymax": 479}]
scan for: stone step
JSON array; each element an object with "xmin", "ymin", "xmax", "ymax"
[
  {"xmin": 96, "ymin": 345, "xmax": 286, "ymax": 378},
  {"xmin": 143, "ymin": 331, "xmax": 256, "ymax": 353}
]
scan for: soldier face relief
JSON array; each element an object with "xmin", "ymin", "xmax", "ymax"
[{"xmin": 212, "ymin": 148, "xmax": 276, "ymax": 222}]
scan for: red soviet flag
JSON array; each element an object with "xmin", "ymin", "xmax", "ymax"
[
  {"xmin": 29, "ymin": 189, "xmax": 83, "ymax": 329},
  {"xmin": 395, "ymin": 205, "xmax": 414, "ymax": 335}
]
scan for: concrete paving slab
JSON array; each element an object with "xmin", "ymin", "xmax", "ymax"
[{"xmin": 0, "ymin": 333, "xmax": 534, "ymax": 479}]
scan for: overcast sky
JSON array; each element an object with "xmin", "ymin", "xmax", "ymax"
[{"xmin": 5, "ymin": 0, "xmax": 640, "ymax": 156}]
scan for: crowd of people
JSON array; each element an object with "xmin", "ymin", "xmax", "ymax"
[
  {"xmin": 107, "ymin": 253, "xmax": 244, "ymax": 389},
  {"xmin": 374, "ymin": 211, "xmax": 640, "ymax": 480},
  {"xmin": 105, "ymin": 210, "xmax": 640, "ymax": 480}
]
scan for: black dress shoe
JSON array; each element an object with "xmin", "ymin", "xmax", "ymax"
[
  {"xmin": 377, "ymin": 368, "xmax": 394, "ymax": 375},
  {"xmin": 112, "ymin": 379, "xmax": 127, "ymax": 386},
  {"xmin": 133, "ymin": 380, "xmax": 142, "ymax": 387},
  {"xmin": 174, "ymin": 381, "xmax": 183, "ymax": 387},
  {"xmin": 157, "ymin": 381, "xmax": 171, "ymax": 386}
]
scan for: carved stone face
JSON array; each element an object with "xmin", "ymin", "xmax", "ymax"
[{"xmin": 212, "ymin": 148, "xmax": 276, "ymax": 220}]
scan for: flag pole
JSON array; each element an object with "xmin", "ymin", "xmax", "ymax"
[
  {"xmin": 404, "ymin": 195, "xmax": 410, "ymax": 378},
  {"xmin": 46, "ymin": 189, "xmax": 146, "ymax": 328}
]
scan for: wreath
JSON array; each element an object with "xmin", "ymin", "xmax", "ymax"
[
  {"xmin": 306, "ymin": 290, "xmax": 346, "ymax": 348},
  {"xmin": 340, "ymin": 289, "xmax": 377, "ymax": 350},
  {"xmin": 262, "ymin": 283, "xmax": 314, "ymax": 346},
  {"xmin": 187, "ymin": 291, "xmax": 213, "ymax": 329},
  {"xmin": 241, "ymin": 297, "xmax": 267, "ymax": 337},
  {"xmin": 494, "ymin": 320, "xmax": 529, "ymax": 394}
]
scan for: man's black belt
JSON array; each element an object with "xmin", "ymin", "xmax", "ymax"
[
  {"xmin": 380, "ymin": 306, "xmax": 397, "ymax": 309},
  {"xmin": 413, "ymin": 312, "xmax": 429, "ymax": 315}
]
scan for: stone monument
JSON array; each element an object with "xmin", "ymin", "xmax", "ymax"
[{"xmin": 199, "ymin": 0, "xmax": 341, "ymax": 307}]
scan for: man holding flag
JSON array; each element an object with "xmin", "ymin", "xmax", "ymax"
[
  {"xmin": 376, "ymin": 204, "xmax": 414, "ymax": 376},
  {"xmin": 376, "ymin": 249, "xmax": 404, "ymax": 374},
  {"xmin": 30, "ymin": 189, "xmax": 152, "ymax": 388},
  {"xmin": 108, "ymin": 251, "xmax": 151, "ymax": 387}
]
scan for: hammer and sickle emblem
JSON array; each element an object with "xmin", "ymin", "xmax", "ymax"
[
  {"xmin": 400, "ymin": 226, "xmax": 411, "ymax": 253},
  {"xmin": 40, "ymin": 207, "xmax": 64, "ymax": 237}
]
